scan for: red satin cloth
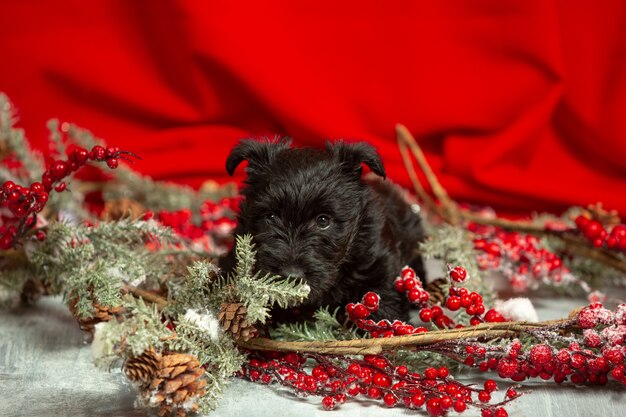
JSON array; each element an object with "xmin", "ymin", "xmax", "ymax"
[{"xmin": 1, "ymin": 1, "xmax": 625, "ymax": 216}]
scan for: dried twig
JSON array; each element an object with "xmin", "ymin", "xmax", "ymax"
[{"xmin": 237, "ymin": 318, "xmax": 574, "ymax": 355}]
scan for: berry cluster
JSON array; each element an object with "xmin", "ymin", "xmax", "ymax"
[
  {"xmin": 575, "ymin": 215, "xmax": 626, "ymax": 252},
  {"xmin": 345, "ymin": 291, "xmax": 381, "ymax": 321},
  {"xmin": 423, "ymin": 266, "xmax": 505, "ymax": 328},
  {"xmin": 240, "ymin": 351, "xmax": 515, "ymax": 416},
  {"xmin": 468, "ymin": 223, "xmax": 573, "ymax": 292},
  {"xmin": 1, "ymin": 145, "xmax": 133, "ymax": 249},
  {"xmin": 393, "ymin": 266, "xmax": 430, "ymax": 306},
  {"xmin": 152, "ymin": 197, "xmax": 239, "ymax": 254},
  {"xmin": 457, "ymin": 303, "xmax": 626, "ymax": 387}
]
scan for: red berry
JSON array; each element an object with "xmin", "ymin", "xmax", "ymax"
[
  {"xmin": 36, "ymin": 231, "xmax": 46, "ymax": 241},
  {"xmin": 352, "ymin": 304, "xmax": 370, "ymax": 320},
  {"xmin": 506, "ymin": 388, "xmax": 518, "ymax": 398},
  {"xmin": 403, "ymin": 277, "xmax": 417, "ymax": 290},
  {"xmin": 484, "ymin": 379, "xmax": 497, "ymax": 392},
  {"xmin": 429, "ymin": 306, "xmax": 442, "ymax": 318},
  {"xmin": 372, "ymin": 372, "xmax": 391, "ymax": 388},
  {"xmin": 484, "ymin": 309, "xmax": 505, "ymax": 322},
  {"xmin": 90, "ymin": 145, "xmax": 106, "ymax": 161},
  {"xmin": 482, "ymin": 409, "xmax": 494, "ymax": 417},
  {"xmin": 478, "ymin": 390, "xmax": 491, "ymax": 402},
  {"xmin": 407, "ymin": 288, "xmax": 421, "ymax": 303},
  {"xmin": 439, "ymin": 396, "xmax": 453, "ymax": 409},
  {"xmin": 453, "ymin": 400, "xmax": 467, "ymax": 412},
  {"xmin": 367, "ymin": 387, "xmax": 381, "ymax": 399},
  {"xmin": 419, "ymin": 308, "xmax": 433, "ymax": 322},
  {"xmin": 450, "ymin": 266, "xmax": 468, "ymax": 282},
  {"xmin": 30, "ymin": 182, "xmax": 44, "ymax": 194},
  {"xmin": 106, "ymin": 158, "xmax": 119, "ymax": 169},
  {"xmin": 105, "ymin": 146, "xmax": 119, "ymax": 157},
  {"xmin": 529, "ymin": 344, "xmax": 553, "ymax": 366},
  {"xmin": 402, "ymin": 266, "xmax": 416, "ymax": 280},
  {"xmin": 73, "ymin": 148, "xmax": 89, "ymax": 163},
  {"xmin": 584, "ymin": 220, "xmax": 603, "ymax": 239},
  {"xmin": 50, "ymin": 160, "xmax": 69, "ymax": 179},
  {"xmin": 437, "ymin": 367, "xmax": 449, "ymax": 378},
  {"xmin": 475, "ymin": 304, "xmax": 486, "ymax": 315},
  {"xmin": 2, "ymin": 180, "xmax": 15, "ymax": 192},
  {"xmin": 460, "ymin": 295, "xmax": 472, "ymax": 308},
  {"xmin": 54, "ymin": 182, "xmax": 67, "ymax": 192},
  {"xmin": 411, "ymin": 393, "xmax": 425, "ymax": 407},
  {"xmin": 383, "ymin": 393, "xmax": 397, "ymax": 407},
  {"xmin": 322, "ymin": 395, "xmax": 336, "ymax": 410},
  {"xmin": 495, "ymin": 408, "xmax": 508, "ymax": 417},
  {"xmin": 424, "ymin": 367, "xmax": 437, "ymax": 379},
  {"xmin": 347, "ymin": 363, "xmax": 361, "ymax": 374},
  {"xmin": 362, "ymin": 292, "xmax": 380, "ymax": 310},
  {"xmin": 426, "ymin": 398, "xmax": 443, "ymax": 416},
  {"xmin": 445, "ymin": 296, "xmax": 461, "ymax": 311}
]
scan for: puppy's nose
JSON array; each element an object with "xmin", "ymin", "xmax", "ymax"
[{"xmin": 281, "ymin": 266, "xmax": 305, "ymax": 280}]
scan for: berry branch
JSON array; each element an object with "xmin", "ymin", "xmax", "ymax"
[{"xmin": 395, "ymin": 123, "xmax": 626, "ymax": 276}]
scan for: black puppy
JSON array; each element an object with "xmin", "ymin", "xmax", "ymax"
[{"xmin": 220, "ymin": 138, "xmax": 424, "ymax": 320}]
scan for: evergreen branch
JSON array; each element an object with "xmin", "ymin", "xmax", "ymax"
[
  {"xmin": 0, "ymin": 93, "xmax": 44, "ymax": 181},
  {"xmin": 234, "ymin": 234, "xmax": 256, "ymax": 280},
  {"xmin": 231, "ymin": 234, "xmax": 310, "ymax": 324},
  {"xmin": 47, "ymin": 119, "xmax": 67, "ymax": 157},
  {"xmin": 272, "ymin": 307, "xmax": 359, "ymax": 341},
  {"xmin": 165, "ymin": 260, "xmax": 220, "ymax": 315}
]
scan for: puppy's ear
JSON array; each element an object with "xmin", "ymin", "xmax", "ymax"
[
  {"xmin": 327, "ymin": 141, "xmax": 386, "ymax": 179},
  {"xmin": 226, "ymin": 137, "xmax": 292, "ymax": 176}
]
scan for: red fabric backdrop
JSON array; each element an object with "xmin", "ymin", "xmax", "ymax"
[{"xmin": 1, "ymin": 0, "xmax": 625, "ymax": 216}]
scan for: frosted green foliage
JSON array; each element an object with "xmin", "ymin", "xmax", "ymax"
[
  {"xmin": 47, "ymin": 119, "xmax": 67, "ymax": 157},
  {"xmin": 232, "ymin": 234, "xmax": 310, "ymax": 324},
  {"xmin": 420, "ymin": 223, "xmax": 494, "ymax": 305},
  {"xmin": 272, "ymin": 307, "xmax": 359, "ymax": 341},
  {"xmin": 169, "ymin": 319, "xmax": 244, "ymax": 370},
  {"xmin": 0, "ymin": 93, "xmax": 44, "ymax": 182},
  {"xmin": 94, "ymin": 295, "xmax": 172, "ymax": 368},
  {"xmin": 166, "ymin": 261, "xmax": 220, "ymax": 316},
  {"xmin": 28, "ymin": 219, "xmax": 176, "ymax": 318}
]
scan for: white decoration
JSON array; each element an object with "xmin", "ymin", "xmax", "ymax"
[
  {"xmin": 91, "ymin": 322, "xmax": 109, "ymax": 361},
  {"xmin": 184, "ymin": 309, "xmax": 221, "ymax": 341},
  {"xmin": 494, "ymin": 297, "xmax": 538, "ymax": 322}
]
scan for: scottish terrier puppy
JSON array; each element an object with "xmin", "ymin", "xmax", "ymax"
[{"xmin": 220, "ymin": 138, "xmax": 424, "ymax": 321}]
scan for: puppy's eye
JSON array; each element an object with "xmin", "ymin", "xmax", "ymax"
[
  {"xmin": 265, "ymin": 213, "xmax": 276, "ymax": 223},
  {"xmin": 315, "ymin": 215, "xmax": 331, "ymax": 230}
]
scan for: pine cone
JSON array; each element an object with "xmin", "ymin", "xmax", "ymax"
[
  {"xmin": 425, "ymin": 277, "xmax": 449, "ymax": 305},
  {"xmin": 131, "ymin": 351, "xmax": 207, "ymax": 417},
  {"xmin": 69, "ymin": 298, "xmax": 123, "ymax": 334},
  {"xmin": 102, "ymin": 198, "xmax": 146, "ymax": 221},
  {"xmin": 124, "ymin": 348, "xmax": 161, "ymax": 385},
  {"xmin": 217, "ymin": 302, "xmax": 258, "ymax": 341}
]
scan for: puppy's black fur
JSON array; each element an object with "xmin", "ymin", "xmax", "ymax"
[{"xmin": 220, "ymin": 138, "xmax": 424, "ymax": 321}]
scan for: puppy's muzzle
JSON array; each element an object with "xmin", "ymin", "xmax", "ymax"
[{"xmin": 280, "ymin": 265, "xmax": 305, "ymax": 281}]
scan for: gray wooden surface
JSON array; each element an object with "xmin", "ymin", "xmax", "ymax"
[{"xmin": 1, "ymin": 294, "xmax": 624, "ymax": 417}]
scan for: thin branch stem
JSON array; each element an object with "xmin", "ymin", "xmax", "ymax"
[{"xmin": 237, "ymin": 318, "xmax": 574, "ymax": 355}]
